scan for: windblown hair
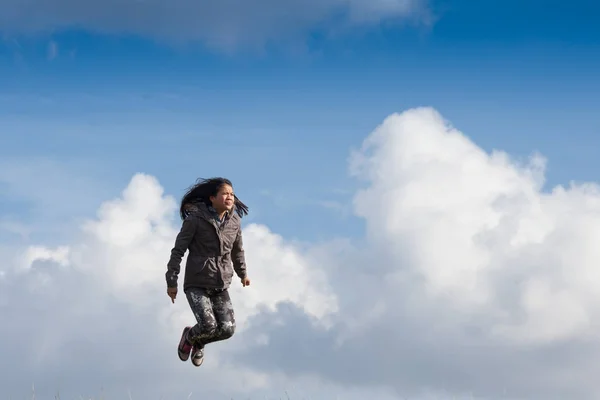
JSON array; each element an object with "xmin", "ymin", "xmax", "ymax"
[{"xmin": 179, "ymin": 177, "xmax": 249, "ymax": 220}]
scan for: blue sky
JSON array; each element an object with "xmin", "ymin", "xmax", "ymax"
[{"xmin": 1, "ymin": 0, "xmax": 600, "ymax": 241}]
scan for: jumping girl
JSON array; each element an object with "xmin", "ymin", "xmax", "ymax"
[{"xmin": 165, "ymin": 177, "xmax": 251, "ymax": 367}]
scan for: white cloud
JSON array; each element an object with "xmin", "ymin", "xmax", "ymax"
[
  {"xmin": 68, "ymin": 173, "xmax": 338, "ymax": 328},
  {"xmin": 22, "ymin": 245, "xmax": 70, "ymax": 270},
  {"xmin": 349, "ymin": 107, "xmax": 600, "ymax": 346},
  {"xmin": 0, "ymin": 171, "xmax": 339, "ymax": 399},
  {"xmin": 0, "ymin": 0, "xmax": 431, "ymax": 51},
  {"xmin": 234, "ymin": 107, "xmax": 600, "ymax": 400},
  {"xmin": 3, "ymin": 106, "xmax": 600, "ymax": 399}
]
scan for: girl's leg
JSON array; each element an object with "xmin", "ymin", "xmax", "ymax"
[
  {"xmin": 185, "ymin": 287, "xmax": 218, "ymax": 346},
  {"xmin": 201, "ymin": 288, "xmax": 236, "ymax": 345},
  {"xmin": 183, "ymin": 288, "xmax": 235, "ymax": 367}
]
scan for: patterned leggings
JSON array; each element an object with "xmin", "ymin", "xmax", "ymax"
[{"xmin": 185, "ymin": 287, "xmax": 236, "ymax": 348}]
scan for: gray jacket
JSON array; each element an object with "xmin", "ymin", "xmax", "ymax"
[{"xmin": 166, "ymin": 202, "xmax": 247, "ymax": 291}]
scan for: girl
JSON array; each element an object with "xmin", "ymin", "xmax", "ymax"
[{"xmin": 165, "ymin": 177, "xmax": 251, "ymax": 367}]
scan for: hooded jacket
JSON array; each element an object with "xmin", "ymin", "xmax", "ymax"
[{"xmin": 165, "ymin": 202, "xmax": 247, "ymax": 291}]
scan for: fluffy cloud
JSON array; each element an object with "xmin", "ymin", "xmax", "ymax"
[
  {"xmin": 234, "ymin": 107, "xmax": 600, "ymax": 399},
  {"xmin": 0, "ymin": 0, "xmax": 431, "ymax": 51},
  {"xmin": 0, "ymin": 172, "xmax": 338, "ymax": 399},
  {"xmin": 3, "ymin": 106, "xmax": 600, "ymax": 399},
  {"xmin": 350, "ymin": 108, "xmax": 600, "ymax": 346}
]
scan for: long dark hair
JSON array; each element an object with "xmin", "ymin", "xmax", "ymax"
[{"xmin": 179, "ymin": 177, "xmax": 248, "ymax": 220}]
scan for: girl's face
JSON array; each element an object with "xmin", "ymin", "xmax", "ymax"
[{"xmin": 210, "ymin": 184, "xmax": 235, "ymax": 212}]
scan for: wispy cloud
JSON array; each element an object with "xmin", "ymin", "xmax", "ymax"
[
  {"xmin": 0, "ymin": 0, "xmax": 432, "ymax": 52},
  {"xmin": 46, "ymin": 40, "xmax": 57, "ymax": 60}
]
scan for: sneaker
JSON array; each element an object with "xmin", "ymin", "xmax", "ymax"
[
  {"xmin": 178, "ymin": 326, "xmax": 193, "ymax": 361},
  {"xmin": 190, "ymin": 345, "xmax": 204, "ymax": 367}
]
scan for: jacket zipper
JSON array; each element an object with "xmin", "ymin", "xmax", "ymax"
[{"xmin": 202, "ymin": 214, "xmax": 226, "ymax": 287}]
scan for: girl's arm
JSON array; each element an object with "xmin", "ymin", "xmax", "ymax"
[
  {"xmin": 231, "ymin": 227, "xmax": 247, "ymax": 280},
  {"xmin": 165, "ymin": 214, "xmax": 197, "ymax": 288}
]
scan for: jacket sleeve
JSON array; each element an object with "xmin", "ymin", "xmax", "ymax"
[
  {"xmin": 231, "ymin": 227, "xmax": 247, "ymax": 280},
  {"xmin": 165, "ymin": 214, "xmax": 197, "ymax": 288}
]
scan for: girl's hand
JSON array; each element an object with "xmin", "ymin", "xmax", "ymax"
[
  {"xmin": 167, "ymin": 287, "xmax": 177, "ymax": 303},
  {"xmin": 241, "ymin": 277, "xmax": 251, "ymax": 287}
]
